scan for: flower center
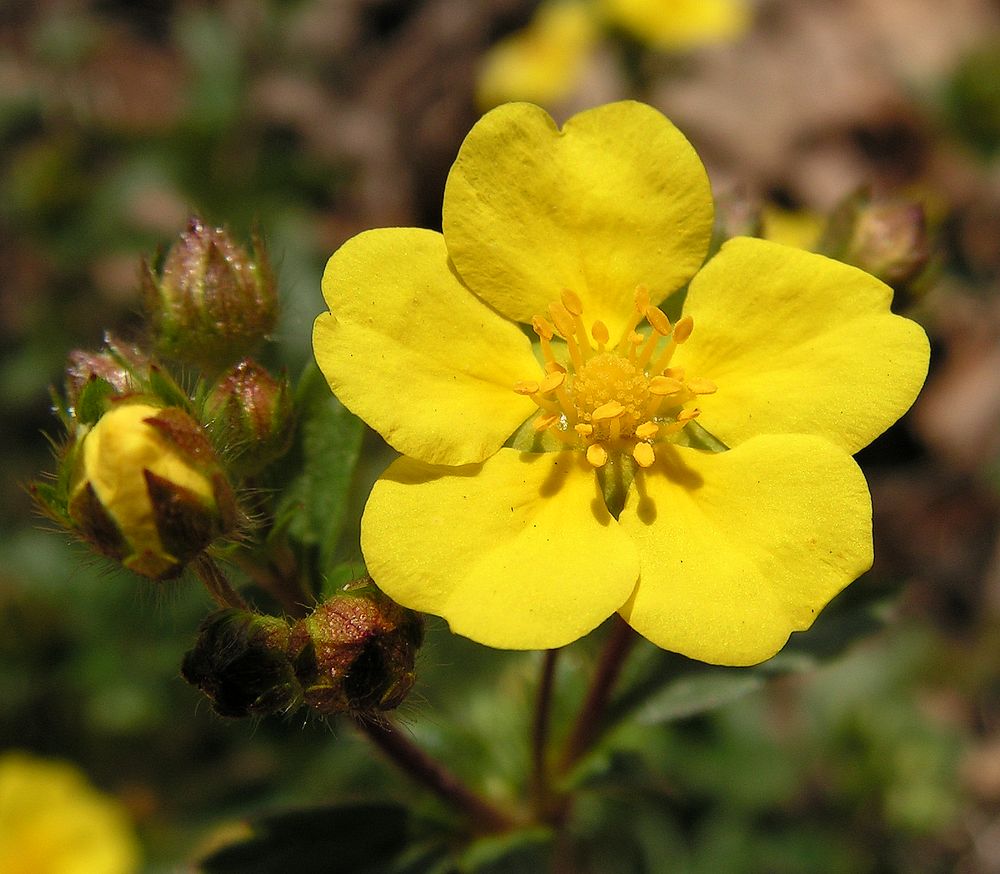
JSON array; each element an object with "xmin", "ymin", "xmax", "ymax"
[{"xmin": 513, "ymin": 287, "xmax": 716, "ymax": 469}]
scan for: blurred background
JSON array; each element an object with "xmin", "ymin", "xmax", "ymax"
[{"xmin": 3, "ymin": 0, "xmax": 1000, "ymax": 871}]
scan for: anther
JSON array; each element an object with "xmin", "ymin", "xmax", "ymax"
[
  {"xmin": 677, "ymin": 408, "xmax": 701, "ymax": 423},
  {"xmin": 591, "ymin": 320, "xmax": 610, "ymax": 347},
  {"xmin": 634, "ymin": 285, "xmax": 650, "ymax": 313},
  {"xmin": 645, "ymin": 306, "xmax": 672, "ymax": 336},
  {"xmin": 538, "ymin": 371, "xmax": 565, "ymax": 394},
  {"xmin": 592, "ymin": 401, "xmax": 625, "ymax": 422},
  {"xmin": 575, "ymin": 423, "xmax": 594, "ymax": 437},
  {"xmin": 560, "ymin": 289, "xmax": 584, "ymax": 316},
  {"xmin": 649, "ymin": 376, "xmax": 685, "ymax": 396},
  {"xmin": 632, "ymin": 442, "xmax": 656, "ymax": 468},
  {"xmin": 531, "ymin": 315, "xmax": 555, "ymax": 340},
  {"xmin": 635, "ymin": 421, "xmax": 659, "ymax": 440},
  {"xmin": 686, "ymin": 377, "xmax": 717, "ymax": 395},
  {"xmin": 672, "ymin": 316, "xmax": 694, "ymax": 344},
  {"xmin": 548, "ymin": 302, "xmax": 576, "ymax": 339},
  {"xmin": 586, "ymin": 443, "xmax": 609, "ymax": 468},
  {"xmin": 513, "ymin": 380, "xmax": 539, "ymax": 395}
]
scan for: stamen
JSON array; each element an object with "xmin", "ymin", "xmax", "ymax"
[
  {"xmin": 560, "ymin": 289, "xmax": 584, "ymax": 316},
  {"xmin": 632, "ymin": 442, "xmax": 656, "ymax": 468},
  {"xmin": 575, "ymin": 423, "xmax": 594, "ymax": 438},
  {"xmin": 513, "ymin": 380, "xmax": 540, "ymax": 395},
  {"xmin": 673, "ymin": 316, "xmax": 694, "ymax": 344},
  {"xmin": 649, "ymin": 316, "xmax": 695, "ymax": 375},
  {"xmin": 534, "ymin": 413, "xmax": 560, "ymax": 432},
  {"xmin": 586, "ymin": 443, "xmax": 609, "ymax": 468},
  {"xmin": 635, "ymin": 421, "xmax": 659, "ymax": 440},
  {"xmin": 532, "ymin": 315, "xmax": 559, "ymax": 369},
  {"xmin": 649, "ymin": 376, "xmax": 685, "ymax": 396},
  {"xmin": 686, "ymin": 377, "xmax": 717, "ymax": 395},
  {"xmin": 616, "ymin": 285, "xmax": 652, "ymax": 352},
  {"xmin": 626, "ymin": 331, "xmax": 643, "ymax": 362},
  {"xmin": 538, "ymin": 371, "xmax": 565, "ymax": 394},
  {"xmin": 645, "ymin": 306, "xmax": 672, "ymax": 336},
  {"xmin": 638, "ymin": 307, "xmax": 670, "ymax": 371},
  {"xmin": 677, "ymin": 408, "xmax": 701, "ymax": 423},
  {"xmin": 591, "ymin": 401, "xmax": 625, "ymax": 422},
  {"xmin": 549, "ymin": 301, "xmax": 584, "ymax": 370},
  {"xmin": 591, "ymin": 320, "xmax": 609, "ymax": 350}
]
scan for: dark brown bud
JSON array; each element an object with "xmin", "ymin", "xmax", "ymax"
[{"xmin": 181, "ymin": 610, "xmax": 300, "ymax": 718}]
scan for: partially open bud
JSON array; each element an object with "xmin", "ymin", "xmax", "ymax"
[
  {"xmin": 289, "ymin": 580, "xmax": 423, "ymax": 716},
  {"xmin": 181, "ymin": 609, "xmax": 299, "ymax": 718},
  {"xmin": 205, "ymin": 359, "xmax": 294, "ymax": 478},
  {"xmin": 143, "ymin": 217, "xmax": 277, "ymax": 371},
  {"xmin": 68, "ymin": 403, "xmax": 237, "ymax": 580}
]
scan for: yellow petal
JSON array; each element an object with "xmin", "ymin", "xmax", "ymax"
[
  {"xmin": 618, "ymin": 435, "xmax": 872, "ymax": 666},
  {"xmin": 362, "ymin": 448, "xmax": 639, "ymax": 649},
  {"xmin": 476, "ymin": 0, "xmax": 599, "ymax": 110},
  {"xmin": 600, "ymin": 0, "xmax": 750, "ymax": 49},
  {"xmin": 675, "ymin": 237, "xmax": 930, "ymax": 454},
  {"xmin": 313, "ymin": 228, "xmax": 537, "ymax": 466},
  {"xmin": 443, "ymin": 101, "xmax": 713, "ymax": 338}
]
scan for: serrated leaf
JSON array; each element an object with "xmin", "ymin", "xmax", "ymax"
[
  {"xmin": 278, "ymin": 362, "xmax": 364, "ymax": 574},
  {"xmin": 198, "ymin": 803, "xmax": 411, "ymax": 874}
]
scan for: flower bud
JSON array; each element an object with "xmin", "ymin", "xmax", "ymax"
[
  {"xmin": 181, "ymin": 610, "xmax": 299, "ymax": 718},
  {"xmin": 143, "ymin": 217, "xmax": 277, "ymax": 371},
  {"xmin": 289, "ymin": 580, "xmax": 423, "ymax": 716},
  {"xmin": 820, "ymin": 193, "xmax": 930, "ymax": 288},
  {"xmin": 68, "ymin": 403, "xmax": 237, "ymax": 580},
  {"xmin": 64, "ymin": 334, "xmax": 150, "ymax": 424},
  {"xmin": 205, "ymin": 359, "xmax": 294, "ymax": 478}
]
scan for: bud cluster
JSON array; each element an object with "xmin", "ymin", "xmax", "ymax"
[
  {"xmin": 182, "ymin": 581, "xmax": 423, "ymax": 719},
  {"xmin": 34, "ymin": 217, "xmax": 292, "ymax": 581}
]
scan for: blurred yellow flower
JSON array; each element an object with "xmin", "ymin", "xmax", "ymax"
[
  {"xmin": 761, "ymin": 204, "xmax": 825, "ymax": 251},
  {"xmin": 477, "ymin": 1, "xmax": 599, "ymax": 111},
  {"xmin": 313, "ymin": 101, "xmax": 928, "ymax": 665},
  {"xmin": 0, "ymin": 752, "xmax": 139, "ymax": 874},
  {"xmin": 477, "ymin": 0, "xmax": 750, "ymax": 109},
  {"xmin": 599, "ymin": 0, "xmax": 749, "ymax": 49}
]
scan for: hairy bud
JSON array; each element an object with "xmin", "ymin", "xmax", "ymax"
[
  {"xmin": 67, "ymin": 403, "xmax": 237, "ymax": 579},
  {"xmin": 143, "ymin": 217, "xmax": 277, "ymax": 371}
]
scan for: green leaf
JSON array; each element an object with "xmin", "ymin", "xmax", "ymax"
[
  {"xmin": 75, "ymin": 376, "xmax": 114, "ymax": 425},
  {"xmin": 460, "ymin": 827, "xmax": 555, "ymax": 873},
  {"xmin": 198, "ymin": 803, "xmax": 411, "ymax": 874},
  {"xmin": 277, "ymin": 362, "xmax": 364, "ymax": 576},
  {"xmin": 631, "ymin": 671, "xmax": 764, "ymax": 726}
]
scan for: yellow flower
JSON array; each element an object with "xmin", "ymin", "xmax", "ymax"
[
  {"xmin": 761, "ymin": 204, "xmax": 825, "ymax": 251},
  {"xmin": 0, "ymin": 752, "xmax": 140, "ymax": 874},
  {"xmin": 599, "ymin": 0, "xmax": 749, "ymax": 50},
  {"xmin": 477, "ymin": 0, "xmax": 750, "ymax": 109},
  {"xmin": 313, "ymin": 102, "xmax": 928, "ymax": 666}
]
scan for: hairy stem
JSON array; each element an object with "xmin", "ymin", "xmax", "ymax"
[
  {"xmin": 559, "ymin": 615, "xmax": 639, "ymax": 772},
  {"xmin": 192, "ymin": 555, "xmax": 248, "ymax": 611},
  {"xmin": 355, "ymin": 716, "xmax": 520, "ymax": 835},
  {"xmin": 531, "ymin": 649, "xmax": 561, "ymax": 814}
]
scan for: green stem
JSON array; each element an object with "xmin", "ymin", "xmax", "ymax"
[
  {"xmin": 531, "ymin": 649, "xmax": 560, "ymax": 814},
  {"xmin": 559, "ymin": 615, "xmax": 639, "ymax": 773},
  {"xmin": 192, "ymin": 555, "xmax": 248, "ymax": 611},
  {"xmin": 355, "ymin": 716, "xmax": 520, "ymax": 835}
]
